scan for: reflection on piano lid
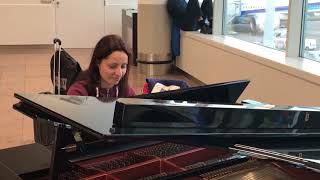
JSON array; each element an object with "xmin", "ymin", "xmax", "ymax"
[
  {"xmin": 133, "ymin": 79, "xmax": 250, "ymax": 104},
  {"xmin": 14, "ymin": 93, "xmax": 116, "ymax": 137},
  {"xmin": 13, "ymin": 93, "xmax": 320, "ymax": 141},
  {"xmin": 114, "ymin": 98, "xmax": 320, "ymax": 130}
]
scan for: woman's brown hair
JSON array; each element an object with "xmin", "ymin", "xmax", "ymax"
[{"xmin": 77, "ymin": 35, "xmax": 132, "ymax": 97}]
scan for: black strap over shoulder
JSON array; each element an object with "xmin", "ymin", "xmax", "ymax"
[{"xmin": 50, "ymin": 48, "xmax": 82, "ymax": 95}]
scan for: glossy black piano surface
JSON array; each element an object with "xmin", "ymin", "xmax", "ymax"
[
  {"xmin": 13, "ymin": 93, "xmax": 320, "ymax": 137},
  {"xmin": 114, "ymin": 98, "xmax": 320, "ymax": 130},
  {"xmin": 14, "ymin": 93, "xmax": 116, "ymax": 137},
  {"xmin": 5, "ymin": 93, "xmax": 320, "ymax": 179},
  {"xmin": 133, "ymin": 79, "xmax": 250, "ymax": 104}
]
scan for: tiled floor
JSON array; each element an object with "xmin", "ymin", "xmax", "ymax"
[{"xmin": 0, "ymin": 47, "xmax": 203, "ymax": 149}]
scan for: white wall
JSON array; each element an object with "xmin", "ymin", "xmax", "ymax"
[
  {"xmin": 138, "ymin": 0, "xmax": 167, "ymax": 4},
  {"xmin": 0, "ymin": 3, "xmax": 55, "ymax": 45},
  {"xmin": 108, "ymin": 0, "xmax": 137, "ymax": 3},
  {"xmin": 0, "ymin": 0, "xmax": 137, "ymax": 46},
  {"xmin": 105, "ymin": 0, "xmax": 137, "ymax": 36},
  {"xmin": 56, "ymin": 0, "xmax": 105, "ymax": 48},
  {"xmin": 0, "ymin": 0, "xmax": 41, "ymax": 3},
  {"xmin": 177, "ymin": 33, "xmax": 320, "ymax": 106}
]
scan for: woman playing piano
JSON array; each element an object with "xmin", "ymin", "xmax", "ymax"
[{"xmin": 67, "ymin": 35, "xmax": 135, "ymax": 98}]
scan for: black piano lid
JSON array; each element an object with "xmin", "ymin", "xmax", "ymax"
[
  {"xmin": 14, "ymin": 93, "xmax": 115, "ymax": 138},
  {"xmin": 13, "ymin": 93, "xmax": 320, "ymax": 141},
  {"xmin": 113, "ymin": 98, "xmax": 320, "ymax": 136},
  {"xmin": 133, "ymin": 79, "xmax": 250, "ymax": 104},
  {"xmin": 0, "ymin": 161, "xmax": 22, "ymax": 180}
]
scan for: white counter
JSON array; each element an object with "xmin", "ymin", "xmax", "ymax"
[{"xmin": 176, "ymin": 31, "xmax": 320, "ymax": 106}]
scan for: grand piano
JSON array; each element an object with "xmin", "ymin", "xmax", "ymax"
[{"xmin": 1, "ymin": 80, "xmax": 320, "ymax": 180}]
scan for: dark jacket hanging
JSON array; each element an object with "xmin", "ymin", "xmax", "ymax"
[{"xmin": 167, "ymin": 0, "xmax": 202, "ymax": 57}]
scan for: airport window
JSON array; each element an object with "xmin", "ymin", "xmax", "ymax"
[
  {"xmin": 302, "ymin": 0, "xmax": 320, "ymax": 62},
  {"xmin": 223, "ymin": 0, "xmax": 289, "ymax": 51}
]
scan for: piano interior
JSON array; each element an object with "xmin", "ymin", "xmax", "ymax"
[
  {"xmin": 1, "ymin": 81, "xmax": 320, "ymax": 180},
  {"xmin": 56, "ymin": 141, "xmax": 320, "ymax": 180}
]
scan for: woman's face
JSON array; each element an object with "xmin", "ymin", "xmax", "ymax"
[{"xmin": 98, "ymin": 51, "xmax": 128, "ymax": 89}]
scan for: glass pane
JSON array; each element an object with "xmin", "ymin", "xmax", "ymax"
[
  {"xmin": 302, "ymin": 0, "xmax": 320, "ymax": 62},
  {"xmin": 224, "ymin": 0, "xmax": 289, "ymax": 51}
]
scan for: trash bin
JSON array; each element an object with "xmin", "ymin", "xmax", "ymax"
[
  {"xmin": 138, "ymin": 53, "xmax": 172, "ymax": 76},
  {"xmin": 137, "ymin": 1, "xmax": 172, "ymax": 76}
]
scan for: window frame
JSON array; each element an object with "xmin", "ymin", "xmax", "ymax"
[
  {"xmin": 287, "ymin": 0, "xmax": 306, "ymax": 58},
  {"xmin": 213, "ymin": 0, "xmax": 224, "ymax": 35},
  {"xmin": 213, "ymin": 0, "xmax": 314, "ymax": 60}
]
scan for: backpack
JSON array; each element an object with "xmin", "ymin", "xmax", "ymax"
[{"xmin": 50, "ymin": 48, "xmax": 82, "ymax": 95}]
